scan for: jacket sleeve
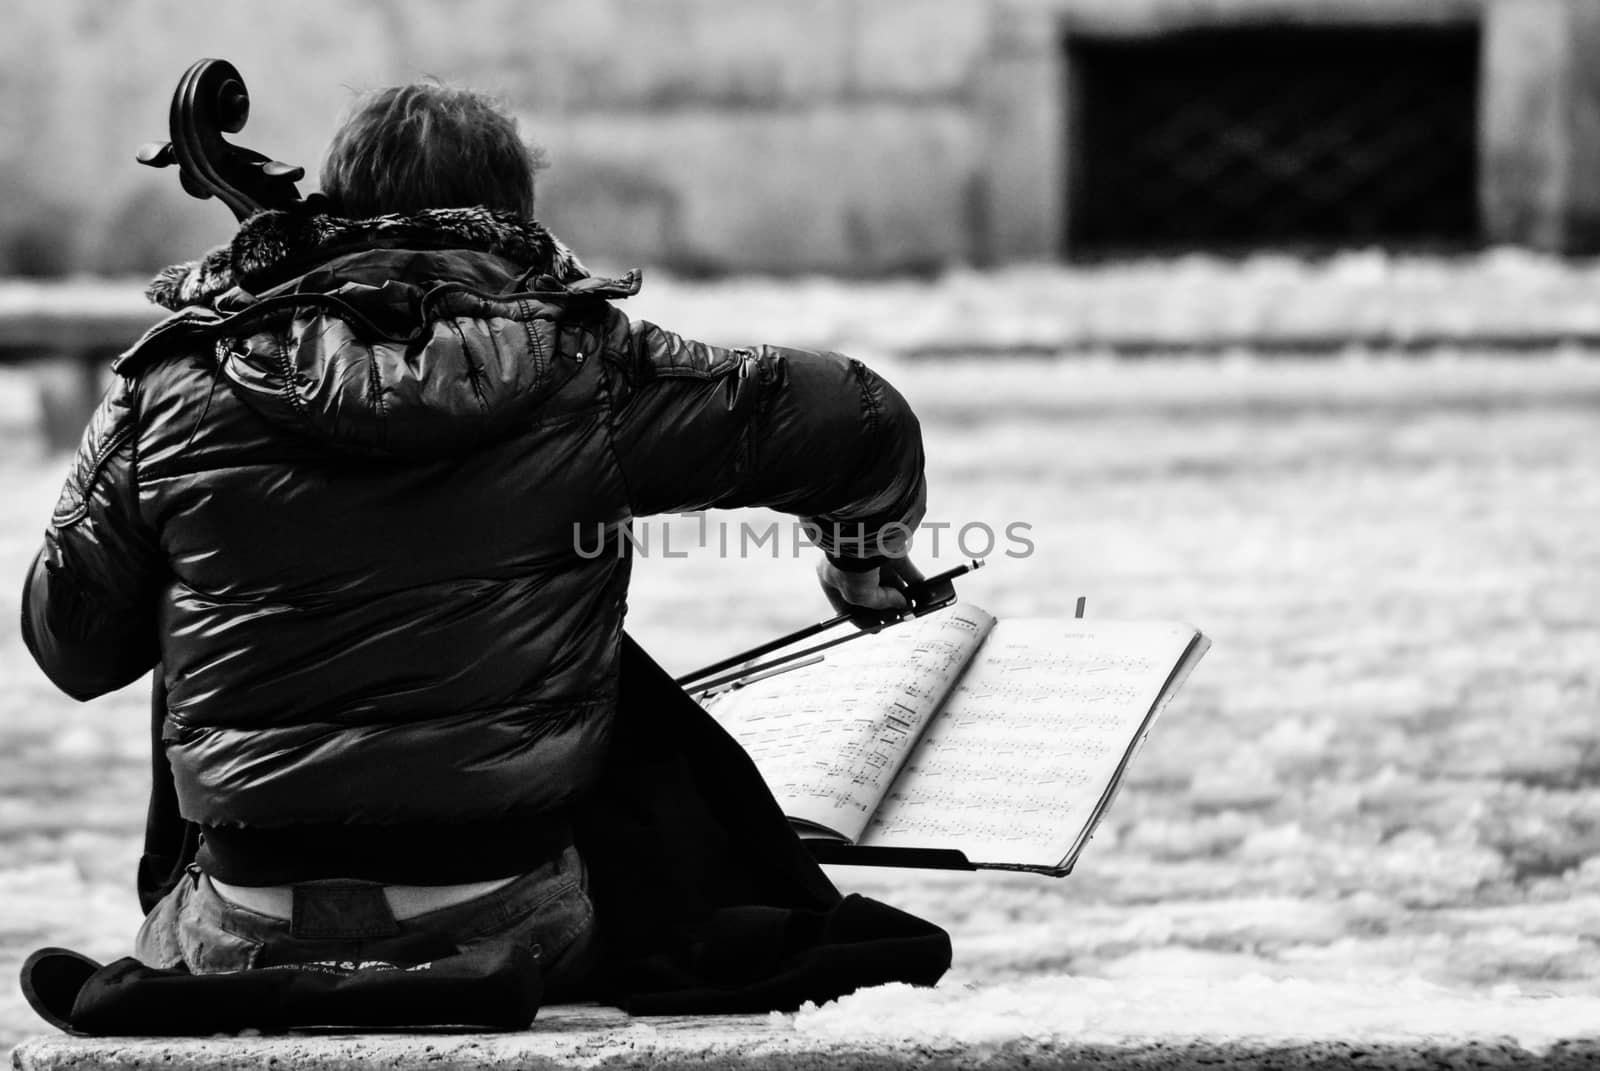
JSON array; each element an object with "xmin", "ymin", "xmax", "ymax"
[
  {"xmin": 604, "ymin": 318, "xmax": 926, "ymax": 569},
  {"xmin": 21, "ymin": 376, "xmax": 164, "ymax": 700}
]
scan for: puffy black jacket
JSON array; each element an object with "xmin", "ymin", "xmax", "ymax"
[{"xmin": 22, "ymin": 208, "xmax": 925, "ymax": 865}]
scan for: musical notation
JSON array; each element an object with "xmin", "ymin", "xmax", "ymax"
[
  {"xmin": 704, "ymin": 605, "xmax": 997, "ymax": 842},
  {"xmin": 860, "ymin": 619, "xmax": 1198, "ymax": 865},
  {"xmin": 710, "ymin": 608, "xmax": 1201, "ymax": 868}
]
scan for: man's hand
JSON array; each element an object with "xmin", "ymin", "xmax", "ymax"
[{"xmin": 816, "ymin": 557, "xmax": 925, "ymax": 626}]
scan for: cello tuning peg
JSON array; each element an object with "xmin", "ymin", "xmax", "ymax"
[
  {"xmin": 257, "ymin": 160, "xmax": 305, "ymax": 181},
  {"xmin": 137, "ymin": 141, "xmax": 176, "ymax": 168}
]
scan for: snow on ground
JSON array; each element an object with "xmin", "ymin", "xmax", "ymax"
[
  {"xmin": 787, "ymin": 975, "xmax": 1600, "ymax": 1051},
  {"xmin": 620, "ymin": 248, "xmax": 1600, "ymax": 352},
  {"xmin": 0, "ymin": 268, "xmax": 1597, "ymax": 1048},
  {"xmin": 18, "ymin": 246, "xmax": 1600, "ymax": 357},
  {"xmin": 629, "ymin": 349, "xmax": 1600, "ymax": 1046}
]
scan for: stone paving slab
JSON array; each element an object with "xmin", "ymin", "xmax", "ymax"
[{"xmin": 11, "ymin": 1004, "xmax": 1600, "ymax": 1071}]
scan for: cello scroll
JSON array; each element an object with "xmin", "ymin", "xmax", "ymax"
[{"xmin": 137, "ymin": 59, "xmax": 306, "ymax": 221}]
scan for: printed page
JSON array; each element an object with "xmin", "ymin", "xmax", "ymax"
[
  {"xmin": 860, "ymin": 619, "xmax": 1203, "ymax": 867},
  {"xmin": 703, "ymin": 603, "xmax": 996, "ymax": 843}
]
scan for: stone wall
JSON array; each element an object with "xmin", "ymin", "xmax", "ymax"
[{"xmin": 1, "ymin": 0, "xmax": 1596, "ymax": 275}]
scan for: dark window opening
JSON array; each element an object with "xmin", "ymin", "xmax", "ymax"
[{"xmin": 1066, "ymin": 24, "xmax": 1481, "ymax": 255}]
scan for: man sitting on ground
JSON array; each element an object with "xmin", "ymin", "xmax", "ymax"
[{"xmin": 22, "ymin": 83, "xmax": 927, "ymax": 1003}]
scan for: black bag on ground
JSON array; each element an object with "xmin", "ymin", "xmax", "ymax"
[{"xmin": 575, "ymin": 636, "xmax": 952, "ymax": 1014}]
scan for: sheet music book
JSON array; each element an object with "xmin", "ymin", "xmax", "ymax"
[{"xmin": 701, "ymin": 604, "xmax": 1209, "ymax": 875}]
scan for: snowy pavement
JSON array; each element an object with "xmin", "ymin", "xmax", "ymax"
[{"xmin": 0, "ymin": 345, "xmax": 1597, "ymax": 1052}]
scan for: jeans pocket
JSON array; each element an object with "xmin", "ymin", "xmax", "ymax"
[
  {"xmin": 460, "ymin": 858, "xmax": 594, "ymax": 973},
  {"xmin": 177, "ymin": 878, "xmax": 266, "ymax": 975},
  {"xmin": 523, "ymin": 882, "xmax": 595, "ymax": 968}
]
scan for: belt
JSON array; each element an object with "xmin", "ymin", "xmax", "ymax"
[{"xmin": 208, "ymin": 874, "xmax": 519, "ymax": 922}]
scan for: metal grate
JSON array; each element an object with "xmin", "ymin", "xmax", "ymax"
[{"xmin": 1067, "ymin": 25, "xmax": 1481, "ymax": 254}]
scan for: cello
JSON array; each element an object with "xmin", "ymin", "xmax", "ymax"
[{"xmin": 132, "ymin": 58, "xmax": 306, "ymax": 912}]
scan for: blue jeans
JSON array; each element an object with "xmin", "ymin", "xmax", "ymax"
[{"xmin": 133, "ymin": 846, "xmax": 598, "ymax": 1003}]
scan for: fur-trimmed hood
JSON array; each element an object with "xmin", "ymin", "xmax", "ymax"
[
  {"xmin": 136, "ymin": 205, "xmax": 635, "ymax": 458},
  {"xmin": 146, "ymin": 204, "xmax": 592, "ymax": 311}
]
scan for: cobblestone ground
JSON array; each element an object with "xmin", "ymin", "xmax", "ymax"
[{"xmin": 0, "ymin": 353, "xmax": 1596, "ymax": 1047}]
